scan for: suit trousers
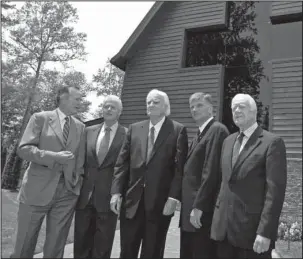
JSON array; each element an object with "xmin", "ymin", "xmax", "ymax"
[
  {"xmin": 216, "ymin": 237, "xmax": 274, "ymax": 259},
  {"xmin": 119, "ymin": 195, "xmax": 172, "ymax": 259},
  {"xmin": 74, "ymin": 196, "xmax": 118, "ymax": 258},
  {"xmin": 180, "ymin": 227, "xmax": 216, "ymax": 259},
  {"xmin": 11, "ymin": 176, "xmax": 78, "ymax": 258}
]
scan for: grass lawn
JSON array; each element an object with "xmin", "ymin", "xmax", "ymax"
[{"xmin": 1, "ymin": 189, "xmax": 75, "ymax": 258}]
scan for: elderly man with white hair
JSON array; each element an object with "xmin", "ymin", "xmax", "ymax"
[
  {"xmin": 110, "ymin": 89, "xmax": 188, "ymax": 258},
  {"xmin": 74, "ymin": 95, "xmax": 127, "ymax": 258},
  {"xmin": 211, "ymin": 93, "xmax": 287, "ymax": 258}
]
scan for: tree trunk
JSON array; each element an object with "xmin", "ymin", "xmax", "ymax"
[
  {"xmin": 1, "ymin": 59, "xmax": 43, "ymax": 190},
  {"xmin": 1, "ymin": 147, "xmax": 7, "ymax": 174}
]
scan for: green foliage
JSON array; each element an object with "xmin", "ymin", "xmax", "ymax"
[
  {"xmin": 1, "ymin": 1, "xmax": 88, "ymax": 189},
  {"xmin": 92, "ymin": 58, "xmax": 125, "ymax": 97}
]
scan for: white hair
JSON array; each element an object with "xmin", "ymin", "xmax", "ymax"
[
  {"xmin": 146, "ymin": 89, "xmax": 171, "ymax": 116},
  {"xmin": 232, "ymin": 93, "xmax": 257, "ymax": 114},
  {"xmin": 103, "ymin": 94, "xmax": 123, "ymax": 112}
]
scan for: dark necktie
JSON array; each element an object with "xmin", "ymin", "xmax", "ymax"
[
  {"xmin": 232, "ymin": 132, "xmax": 245, "ymax": 168},
  {"xmin": 63, "ymin": 116, "xmax": 70, "ymax": 146},
  {"xmin": 147, "ymin": 126, "xmax": 155, "ymax": 161},
  {"xmin": 98, "ymin": 127, "xmax": 111, "ymax": 165},
  {"xmin": 189, "ymin": 129, "xmax": 200, "ymax": 152}
]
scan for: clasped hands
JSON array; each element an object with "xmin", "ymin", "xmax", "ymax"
[
  {"xmin": 53, "ymin": 151, "xmax": 74, "ymax": 164},
  {"xmin": 110, "ymin": 195, "xmax": 178, "ymax": 216}
]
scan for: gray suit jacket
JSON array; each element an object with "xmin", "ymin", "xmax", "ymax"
[{"xmin": 17, "ymin": 109, "xmax": 85, "ymax": 206}]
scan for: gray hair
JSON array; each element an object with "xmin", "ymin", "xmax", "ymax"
[
  {"xmin": 189, "ymin": 92, "xmax": 213, "ymax": 106},
  {"xmin": 103, "ymin": 95, "xmax": 123, "ymax": 112},
  {"xmin": 146, "ymin": 89, "xmax": 171, "ymax": 116},
  {"xmin": 232, "ymin": 93, "xmax": 257, "ymax": 114}
]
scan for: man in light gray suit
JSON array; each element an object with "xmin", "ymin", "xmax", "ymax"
[{"xmin": 11, "ymin": 85, "xmax": 85, "ymax": 258}]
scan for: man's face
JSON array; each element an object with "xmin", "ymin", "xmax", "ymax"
[
  {"xmin": 103, "ymin": 99, "xmax": 120, "ymax": 122},
  {"xmin": 65, "ymin": 87, "xmax": 82, "ymax": 115},
  {"xmin": 190, "ymin": 98, "xmax": 211, "ymax": 123},
  {"xmin": 231, "ymin": 97, "xmax": 254, "ymax": 128},
  {"xmin": 146, "ymin": 94, "xmax": 166, "ymax": 117}
]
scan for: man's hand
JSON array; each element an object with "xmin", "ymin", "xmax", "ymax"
[
  {"xmin": 110, "ymin": 194, "xmax": 122, "ymax": 215},
  {"xmin": 54, "ymin": 151, "xmax": 74, "ymax": 164},
  {"xmin": 253, "ymin": 235, "xmax": 271, "ymax": 254},
  {"xmin": 163, "ymin": 198, "xmax": 177, "ymax": 215},
  {"xmin": 190, "ymin": 208, "xmax": 203, "ymax": 229}
]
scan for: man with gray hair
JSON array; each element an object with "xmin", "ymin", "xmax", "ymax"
[
  {"xmin": 110, "ymin": 89, "xmax": 188, "ymax": 258},
  {"xmin": 180, "ymin": 92, "xmax": 229, "ymax": 258},
  {"xmin": 211, "ymin": 93, "xmax": 287, "ymax": 258},
  {"xmin": 74, "ymin": 95, "xmax": 127, "ymax": 258}
]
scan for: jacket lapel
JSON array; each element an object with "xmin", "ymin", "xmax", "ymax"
[
  {"xmin": 48, "ymin": 110, "xmax": 65, "ymax": 147},
  {"xmin": 66, "ymin": 116, "xmax": 79, "ymax": 148},
  {"xmin": 90, "ymin": 123, "xmax": 103, "ymax": 164},
  {"xmin": 226, "ymin": 134, "xmax": 238, "ymax": 181},
  {"xmin": 147, "ymin": 117, "xmax": 172, "ymax": 164},
  {"xmin": 230, "ymin": 126, "xmax": 263, "ymax": 180},
  {"xmin": 187, "ymin": 118, "xmax": 215, "ymax": 159},
  {"xmin": 140, "ymin": 120, "xmax": 150, "ymax": 163},
  {"xmin": 100, "ymin": 124, "xmax": 125, "ymax": 167}
]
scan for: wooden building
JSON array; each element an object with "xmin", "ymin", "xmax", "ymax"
[{"xmin": 110, "ymin": 1, "xmax": 302, "ymax": 160}]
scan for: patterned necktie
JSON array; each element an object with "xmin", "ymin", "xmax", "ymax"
[
  {"xmin": 98, "ymin": 127, "xmax": 111, "ymax": 165},
  {"xmin": 232, "ymin": 132, "xmax": 245, "ymax": 168},
  {"xmin": 146, "ymin": 126, "xmax": 155, "ymax": 161},
  {"xmin": 63, "ymin": 116, "xmax": 70, "ymax": 146}
]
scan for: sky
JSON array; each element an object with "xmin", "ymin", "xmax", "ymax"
[
  {"xmin": 70, "ymin": 2, "xmax": 155, "ymax": 118},
  {"xmin": 8, "ymin": 1, "xmax": 154, "ymax": 119}
]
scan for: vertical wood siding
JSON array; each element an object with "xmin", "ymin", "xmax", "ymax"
[
  {"xmin": 120, "ymin": 2, "xmax": 227, "ymax": 142},
  {"xmin": 271, "ymin": 57, "xmax": 302, "ymax": 159}
]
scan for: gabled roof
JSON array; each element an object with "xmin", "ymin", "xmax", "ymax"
[{"xmin": 110, "ymin": 1, "xmax": 164, "ymax": 71}]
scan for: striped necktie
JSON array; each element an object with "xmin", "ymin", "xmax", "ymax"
[
  {"xmin": 63, "ymin": 116, "xmax": 70, "ymax": 146},
  {"xmin": 146, "ymin": 126, "xmax": 155, "ymax": 161}
]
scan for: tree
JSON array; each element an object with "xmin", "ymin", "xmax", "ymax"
[
  {"xmin": 186, "ymin": 1, "xmax": 267, "ymax": 133},
  {"xmin": 2, "ymin": 1, "xmax": 87, "ymax": 190},
  {"xmin": 91, "ymin": 58, "xmax": 125, "ymax": 118},
  {"xmin": 92, "ymin": 58, "xmax": 125, "ymax": 97}
]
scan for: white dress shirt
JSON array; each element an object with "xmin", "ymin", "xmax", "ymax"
[
  {"xmin": 149, "ymin": 116, "xmax": 166, "ymax": 143},
  {"xmin": 198, "ymin": 116, "xmax": 214, "ymax": 134},
  {"xmin": 239, "ymin": 122, "xmax": 258, "ymax": 153},
  {"xmin": 96, "ymin": 122, "xmax": 118, "ymax": 153},
  {"xmin": 56, "ymin": 108, "xmax": 69, "ymax": 132}
]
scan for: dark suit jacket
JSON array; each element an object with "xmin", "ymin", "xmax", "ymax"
[
  {"xmin": 180, "ymin": 119, "xmax": 229, "ymax": 232},
  {"xmin": 76, "ymin": 123, "xmax": 127, "ymax": 212},
  {"xmin": 211, "ymin": 126, "xmax": 287, "ymax": 249},
  {"xmin": 111, "ymin": 117, "xmax": 188, "ymax": 219}
]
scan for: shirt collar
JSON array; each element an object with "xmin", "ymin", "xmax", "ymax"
[
  {"xmin": 57, "ymin": 108, "xmax": 68, "ymax": 122},
  {"xmin": 199, "ymin": 117, "xmax": 214, "ymax": 133},
  {"xmin": 242, "ymin": 122, "xmax": 258, "ymax": 138},
  {"xmin": 103, "ymin": 121, "xmax": 118, "ymax": 132},
  {"xmin": 149, "ymin": 116, "xmax": 166, "ymax": 132}
]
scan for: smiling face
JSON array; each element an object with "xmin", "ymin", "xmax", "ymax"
[
  {"xmin": 231, "ymin": 95, "xmax": 256, "ymax": 131},
  {"xmin": 146, "ymin": 93, "xmax": 166, "ymax": 118}
]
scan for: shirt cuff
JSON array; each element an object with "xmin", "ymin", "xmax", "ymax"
[{"xmin": 168, "ymin": 197, "xmax": 179, "ymax": 202}]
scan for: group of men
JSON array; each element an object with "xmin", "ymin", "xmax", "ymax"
[{"xmin": 11, "ymin": 85, "xmax": 287, "ymax": 259}]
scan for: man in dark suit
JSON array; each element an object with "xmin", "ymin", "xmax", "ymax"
[
  {"xmin": 74, "ymin": 95, "xmax": 127, "ymax": 258},
  {"xmin": 211, "ymin": 93, "xmax": 287, "ymax": 258},
  {"xmin": 180, "ymin": 92, "xmax": 229, "ymax": 258},
  {"xmin": 110, "ymin": 89, "xmax": 188, "ymax": 258},
  {"xmin": 12, "ymin": 86, "xmax": 85, "ymax": 258}
]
